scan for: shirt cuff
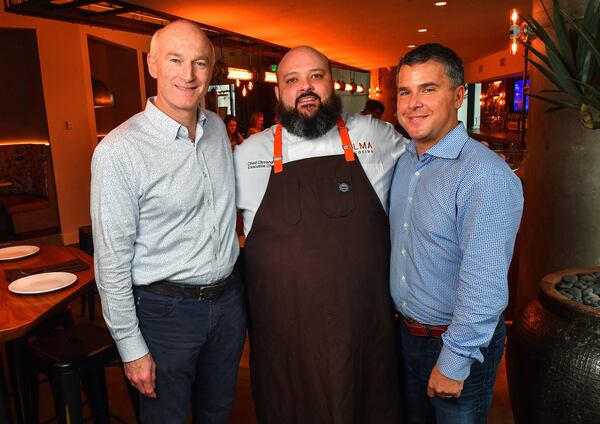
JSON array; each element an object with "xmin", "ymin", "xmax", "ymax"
[
  {"xmin": 115, "ymin": 330, "xmax": 149, "ymax": 363},
  {"xmin": 436, "ymin": 344, "xmax": 476, "ymax": 381}
]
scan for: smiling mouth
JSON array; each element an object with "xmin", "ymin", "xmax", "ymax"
[
  {"xmin": 175, "ymin": 85, "xmax": 197, "ymax": 91},
  {"xmin": 296, "ymin": 93, "xmax": 321, "ymax": 107}
]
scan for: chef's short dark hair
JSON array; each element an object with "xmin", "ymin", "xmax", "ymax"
[{"xmin": 397, "ymin": 43, "xmax": 464, "ymax": 88}]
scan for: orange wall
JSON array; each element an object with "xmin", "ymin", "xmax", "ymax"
[
  {"xmin": 0, "ymin": 9, "xmax": 151, "ymax": 244},
  {"xmin": 464, "ymin": 49, "xmax": 526, "ymax": 83}
]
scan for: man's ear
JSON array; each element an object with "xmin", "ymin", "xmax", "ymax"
[
  {"xmin": 274, "ymin": 85, "xmax": 280, "ymax": 101},
  {"xmin": 454, "ymin": 84, "xmax": 465, "ymax": 109},
  {"xmin": 148, "ymin": 54, "xmax": 158, "ymax": 79}
]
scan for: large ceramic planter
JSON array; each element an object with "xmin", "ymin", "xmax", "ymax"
[{"xmin": 507, "ymin": 267, "xmax": 600, "ymax": 424}]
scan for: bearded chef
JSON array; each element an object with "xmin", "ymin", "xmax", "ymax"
[{"xmin": 234, "ymin": 45, "xmax": 406, "ymax": 424}]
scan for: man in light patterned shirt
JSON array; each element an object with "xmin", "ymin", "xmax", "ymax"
[
  {"xmin": 91, "ymin": 20, "xmax": 244, "ymax": 423},
  {"xmin": 390, "ymin": 43, "xmax": 523, "ymax": 423}
]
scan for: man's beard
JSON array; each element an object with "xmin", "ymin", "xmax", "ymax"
[{"xmin": 277, "ymin": 92, "xmax": 342, "ymax": 139}]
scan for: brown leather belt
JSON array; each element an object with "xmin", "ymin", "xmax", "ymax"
[
  {"xmin": 138, "ymin": 273, "xmax": 234, "ymax": 301},
  {"xmin": 397, "ymin": 313, "xmax": 448, "ymax": 338}
]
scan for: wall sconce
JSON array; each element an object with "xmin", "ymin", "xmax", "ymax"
[
  {"xmin": 509, "ymin": 8, "xmax": 535, "ymax": 55},
  {"xmin": 369, "ymin": 86, "xmax": 382, "ymax": 98}
]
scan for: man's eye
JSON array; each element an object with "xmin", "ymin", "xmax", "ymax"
[
  {"xmin": 423, "ymin": 87, "xmax": 436, "ymax": 93},
  {"xmin": 170, "ymin": 58, "xmax": 180, "ymax": 64},
  {"xmin": 194, "ymin": 61, "xmax": 207, "ymax": 68},
  {"xmin": 398, "ymin": 91, "xmax": 410, "ymax": 96},
  {"xmin": 286, "ymin": 78, "xmax": 297, "ymax": 84},
  {"xmin": 311, "ymin": 74, "xmax": 323, "ymax": 79}
]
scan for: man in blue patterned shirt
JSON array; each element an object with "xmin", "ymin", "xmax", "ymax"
[{"xmin": 390, "ymin": 43, "xmax": 523, "ymax": 423}]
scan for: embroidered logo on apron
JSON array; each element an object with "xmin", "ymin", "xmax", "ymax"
[{"xmin": 338, "ymin": 182, "xmax": 351, "ymax": 193}]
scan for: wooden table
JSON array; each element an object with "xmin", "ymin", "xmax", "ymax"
[{"xmin": 0, "ymin": 245, "xmax": 95, "ymax": 424}]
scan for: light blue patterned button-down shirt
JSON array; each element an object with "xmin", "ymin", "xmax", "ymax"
[
  {"xmin": 91, "ymin": 98, "xmax": 239, "ymax": 362},
  {"xmin": 390, "ymin": 123, "xmax": 523, "ymax": 380}
]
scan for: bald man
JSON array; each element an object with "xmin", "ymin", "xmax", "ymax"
[
  {"xmin": 234, "ymin": 46, "xmax": 405, "ymax": 423},
  {"xmin": 91, "ymin": 20, "xmax": 245, "ymax": 423}
]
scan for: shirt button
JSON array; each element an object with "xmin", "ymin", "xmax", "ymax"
[
  {"xmin": 408, "ymin": 196, "xmax": 413, "ymax": 203},
  {"xmin": 402, "ymin": 301, "xmax": 407, "ymax": 307},
  {"xmin": 401, "ymin": 275, "xmax": 406, "ymax": 282},
  {"xmin": 207, "ymin": 199, "xmax": 212, "ymax": 206},
  {"xmin": 401, "ymin": 249, "xmax": 407, "ymax": 256},
  {"xmin": 203, "ymin": 172, "xmax": 207, "ymax": 178},
  {"xmin": 403, "ymin": 223, "xmax": 409, "ymax": 230},
  {"xmin": 415, "ymin": 171, "xmax": 420, "ymax": 176}
]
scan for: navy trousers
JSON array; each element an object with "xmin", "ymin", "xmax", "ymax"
[
  {"xmin": 133, "ymin": 276, "xmax": 246, "ymax": 424},
  {"xmin": 397, "ymin": 317, "xmax": 505, "ymax": 424}
]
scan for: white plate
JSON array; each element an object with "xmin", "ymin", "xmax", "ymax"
[
  {"xmin": 0, "ymin": 245, "xmax": 40, "ymax": 261},
  {"xmin": 8, "ymin": 272, "xmax": 77, "ymax": 294}
]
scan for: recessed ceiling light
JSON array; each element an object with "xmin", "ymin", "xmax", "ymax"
[
  {"xmin": 418, "ymin": 28, "xmax": 428, "ymax": 32},
  {"xmin": 435, "ymin": 1, "xmax": 447, "ymax": 6},
  {"xmin": 408, "ymin": 45, "xmax": 416, "ymax": 48}
]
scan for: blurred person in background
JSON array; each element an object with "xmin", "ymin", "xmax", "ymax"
[
  {"xmin": 246, "ymin": 111, "xmax": 264, "ymax": 137},
  {"xmin": 224, "ymin": 114, "xmax": 244, "ymax": 150}
]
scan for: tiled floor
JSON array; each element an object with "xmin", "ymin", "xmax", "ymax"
[{"xmin": 12, "ymin": 298, "xmax": 515, "ymax": 423}]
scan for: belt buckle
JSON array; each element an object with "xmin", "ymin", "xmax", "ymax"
[{"xmin": 197, "ymin": 285, "xmax": 210, "ymax": 301}]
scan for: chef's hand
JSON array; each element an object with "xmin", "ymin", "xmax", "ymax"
[
  {"xmin": 124, "ymin": 352, "xmax": 157, "ymax": 398},
  {"xmin": 427, "ymin": 365, "xmax": 464, "ymax": 399}
]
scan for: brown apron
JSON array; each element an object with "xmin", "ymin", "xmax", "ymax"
[{"xmin": 244, "ymin": 120, "xmax": 400, "ymax": 424}]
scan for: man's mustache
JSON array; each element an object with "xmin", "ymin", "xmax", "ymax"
[{"xmin": 295, "ymin": 92, "xmax": 322, "ymax": 105}]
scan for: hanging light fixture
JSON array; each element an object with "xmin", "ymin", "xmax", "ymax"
[
  {"xmin": 264, "ymin": 71, "xmax": 277, "ymax": 83},
  {"xmin": 356, "ymin": 84, "xmax": 365, "ymax": 94},
  {"xmin": 92, "ymin": 77, "xmax": 114, "ymax": 108},
  {"xmin": 235, "ymin": 79, "xmax": 241, "ymax": 87},
  {"xmin": 228, "ymin": 67, "xmax": 254, "ymax": 81},
  {"xmin": 242, "ymin": 85, "xmax": 248, "ymax": 97},
  {"xmin": 334, "ymin": 80, "xmax": 344, "ymax": 91},
  {"xmin": 248, "ymin": 81, "xmax": 254, "ymax": 91}
]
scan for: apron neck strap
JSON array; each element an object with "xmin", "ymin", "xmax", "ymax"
[{"xmin": 273, "ymin": 119, "xmax": 355, "ymax": 174}]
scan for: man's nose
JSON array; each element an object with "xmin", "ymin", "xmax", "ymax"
[
  {"xmin": 407, "ymin": 93, "xmax": 422, "ymax": 109},
  {"xmin": 298, "ymin": 77, "xmax": 314, "ymax": 92},
  {"xmin": 181, "ymin": 62, "xmax": 195, "ymax": 81}
]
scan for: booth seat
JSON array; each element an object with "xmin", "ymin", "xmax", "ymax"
[{"xmin": 0, "ymin": 144, "xmax": 60, "ymax": 237}]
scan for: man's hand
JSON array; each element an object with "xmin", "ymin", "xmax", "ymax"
[
  {"xmin": 427, "ymin": 365, "xmax": 464, "ymax": 399},
  {"xmin": 124, "ymin": 352, "xmax": 157, "ymax": 398}
]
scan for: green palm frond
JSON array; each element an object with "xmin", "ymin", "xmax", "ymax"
[{"xmin": 524, "ymin": 0, "xmax": 600, "ymax": 129}]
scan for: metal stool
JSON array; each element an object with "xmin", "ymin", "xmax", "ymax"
[{"xmin": 29, "ymin": 323, "xmax": 117, "ymax": 424}]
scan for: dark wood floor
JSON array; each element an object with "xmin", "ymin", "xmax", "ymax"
[{"xmin": 6, "ymin": 297, "xmax": 514, "ymax": 423}]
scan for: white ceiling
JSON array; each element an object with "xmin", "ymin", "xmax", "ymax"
[{"xmin": 131, "ymin": 0, "xmax": 532, "ymax": 70}]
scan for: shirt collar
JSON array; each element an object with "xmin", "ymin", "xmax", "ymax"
[
  {"xmin": 406, "ymin": 122, "xmax": 468, "ymax": 160},
  {"xmin": 144, "ymin": 97, "xmax": 207, "ymax": 142}
]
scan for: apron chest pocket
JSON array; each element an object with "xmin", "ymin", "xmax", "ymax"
[{"xmin": 317, "ymin": 176, "xmax": 356, "ymax": 217}]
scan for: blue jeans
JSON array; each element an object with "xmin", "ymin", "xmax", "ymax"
[
  {"xmin": 397, "ymin": 317, "xmax": 505, "ymax": 424},
  {"xmin": 133, "ymin": 276, "xmax": 246, "ymax": 424}
]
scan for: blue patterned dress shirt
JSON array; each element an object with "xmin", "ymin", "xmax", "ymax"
[{"xmin": 390, "ymin": 123, "xmax": 523, "ymax": 380}]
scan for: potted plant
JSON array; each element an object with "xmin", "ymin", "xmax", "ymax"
[
  {"xmin": 507, "ymin": 1, "xmax": 600, "ymax": 423},
  {"xmin": 520, "ymin": 0, "xmax": 599, "ymax": 128}
]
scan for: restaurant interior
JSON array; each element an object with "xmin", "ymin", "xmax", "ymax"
[{"xmin": 0, "ymin": 0, "xmax": 598, "ymax": 422}]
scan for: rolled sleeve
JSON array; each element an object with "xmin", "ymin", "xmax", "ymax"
[{"xmin": 91, "ymin": 141, "xmax": 149, "ymax": 362}]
